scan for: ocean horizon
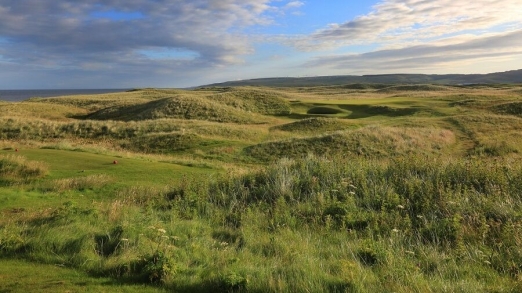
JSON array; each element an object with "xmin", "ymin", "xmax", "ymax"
[{"xmin": 0, "ymin": 89, "xmax": 129, "ymax": 102}]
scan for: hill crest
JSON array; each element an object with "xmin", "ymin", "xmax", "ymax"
[{"xmin": 201, "ymin": 69, "xmax": 522, "ymax": 87}]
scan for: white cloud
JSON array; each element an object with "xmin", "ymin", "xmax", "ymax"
[
  {"xmin": 293, "ymin": 0, "xmax": 522, "ymax": 50},
  {"xmin": 304, "ymin": 29, "xmax": 522, "ymax": 73},
  {"xmin": 285, "ymin": 1, "xmax": 304, "ymax": 9}
]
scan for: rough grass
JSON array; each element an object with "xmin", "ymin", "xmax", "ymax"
[
  {"xmin": 0, "ymin": 155, "xmax": 48, "ymax": 183},
  {"xmin": 68, "ymin": 87, "xmax": 292, "ymax": 123},
  {"xmin": 85, "ymin": 96, "xmax": 271, "ymax": 124},
  {"xmin": 491, "ymin": 102, "xmax": 522, "ymax": 117},
  {"xmin": 446, "ymin": 113, "xmax": 522, "ymax": 156},
  {"xmin": 39, "ymin": 174, "xmax": 114, "ymax": 192},
  {"xmin": 3, "ymin": 155, "xmax": 522, "ymax": 292},
  {"xmin": 29, "ymin": 89, "xmax": 171, "ymax": 111},
  {"xmin": 0, "ymin": 102, "xmax": 87, "ymax": 121},
  {"xmin": 271, "ymin": 117, "xmax": 356, "ymax": 133},
  {"xmin": 205, "ymin": 87, "xmax": 292, "ymax": 115},
  {"xmin": 245, "ymin": 126, "xmax": 456, "ymax": 161}
]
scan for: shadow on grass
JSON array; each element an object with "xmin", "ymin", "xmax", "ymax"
[{"xmin": 339, "ymin": 104, "xmax": 419, "ymax": 119}]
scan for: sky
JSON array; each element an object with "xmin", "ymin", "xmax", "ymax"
[{"xmin": 0, "ymin": 0, "xmax": 521, "ymax": 89}]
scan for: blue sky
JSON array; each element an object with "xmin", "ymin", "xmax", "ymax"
[{"xmin": 0, "ymin": 0, "xmax": 521, "ymax": 89}]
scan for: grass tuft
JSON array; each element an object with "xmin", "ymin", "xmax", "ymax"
[{"xmin": 0, "ymin": 155, "xmax": 48, "ymax": 183}]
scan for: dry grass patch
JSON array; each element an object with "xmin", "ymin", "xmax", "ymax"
[
  {"xmin": 30, "ymin": 90, "xmax": 164, "ymax": 111},
  {"xmin": 85, "ymin": 95, "xmax": 271, "ymax": 124},
  {"xmin": 271, "ymin": 117, "xmax": 356, "ymax": 133},
  {"xmin": 245, "ymin": 126, "xmax": 456, "ymax": 161},
  {"xmin": 204, "ymin": 87, "xmax": 292, "ymax": 115},
  {"xmin": 40, "ymin": 174, "xmax": 114, "ymax": 192},
  {"xmin": 0, "ymin": 102, "xmax": 87, "ymax": 121},
  {"xmin": 0, "ymin": 155, "xmax": 48, "ymax": 182},
  {"xmin": 448, "ymin": 114, "xmax": 522, "ymax": 156}
]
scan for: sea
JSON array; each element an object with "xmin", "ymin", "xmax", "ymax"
[{"xmin": 0, "ymin": 89, "xmax": 128, "ymax": 102}]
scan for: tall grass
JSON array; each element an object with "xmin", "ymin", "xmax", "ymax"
[
  {"xmin": 246, "ymin": 126, "xmax": 456, "ymax": 161},
  {"xmin": 38, "ymin": 174, "xmax": 114, "ymax": 192},
  {"xmin": 0, "ymin": 155, "xmax": 48, "ymax": 183},
  {"xmin": 3, "ymin": 155, "xmax": 522, "ymax": 291}
]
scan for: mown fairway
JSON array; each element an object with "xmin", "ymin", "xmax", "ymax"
[{"xmin": 1, "ymin": 84, "xmax": 522, "ymax": 292}]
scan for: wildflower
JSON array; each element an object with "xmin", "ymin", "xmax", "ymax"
[
  {"xmin": 349, "ymin": 191, "xmax": 356, "ymax": 195},
  {"xmin": 392, "ymin": 228, "xmax": 399, "ymax": 233},
  {"xmin": 157, "ymin": 228, "xmax": 167, "ymax": 234},
  {"xmin": 397, "ymin": 205, "xmax": 405, "ymax": 209}
]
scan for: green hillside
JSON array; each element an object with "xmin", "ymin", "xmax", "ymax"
[{"xmin": 202, "ymin": 69, "xmax": 522, "ymax": 87}]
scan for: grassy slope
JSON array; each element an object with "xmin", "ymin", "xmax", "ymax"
[{"xmin": 1, "ymin": 85, "xmax": 522, "ymax": 291}]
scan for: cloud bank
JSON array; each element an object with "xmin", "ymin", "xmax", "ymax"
[
  {"xmin": 300, "ymin": 0, "xmax": 522, "ymax": 49},
  {"xmin": 0, "ymin": 0, "xmax": 281, "ymax": 87},
  {"xmin": 305, "ymin": 29, "xmax": 522, "ymax": 73}
]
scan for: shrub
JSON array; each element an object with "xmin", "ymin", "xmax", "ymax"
[
  {"xmin": 139, "ymin": 251, "xmax": 173, "ymax": 284},
  {"xmin": 217, "ymin": 272, "xmax": 248, "ymax": 292}
]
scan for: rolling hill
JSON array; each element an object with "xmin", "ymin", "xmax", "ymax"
[{"xmin": 201, "ymin": 69, "xmax": 522, "ymax": 87}]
